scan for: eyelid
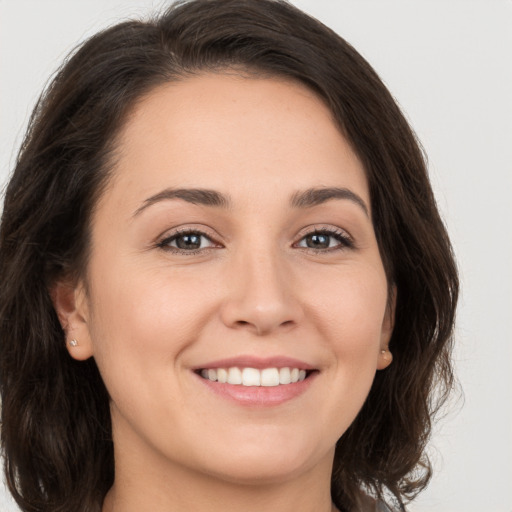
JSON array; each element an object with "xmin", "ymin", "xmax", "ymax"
[
  {"xmin": 154, "ymin": 223, "xmax": 354, "ymax": 254},
  {"xmin": 156, "ymin": 225, "xmax": 223, "ymax": 253},
  {"xmin": 293, "ymin": 225, "xmax": 355, "ymax": 251}
]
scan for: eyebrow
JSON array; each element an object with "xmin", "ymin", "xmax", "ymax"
[
  {"xmin": 133, "ymin": 186, "xmax": 369, "ymax": 217},
  {"xmin": 290, "ymin": 187, "xmax": 369, "ymax": 216},
  {"xmin": 133, "ymin": 188, "xmax": 231, "ymax": 217}
]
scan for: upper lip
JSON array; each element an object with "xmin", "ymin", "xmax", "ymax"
[{"xmin": 193, "ymin": 355, "xmax": 316, "ymax": 371}]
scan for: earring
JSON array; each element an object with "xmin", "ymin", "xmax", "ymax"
[
  {"xmin": 69, "ymin": 339, "xmax": 78, "ymax": 347},
  {"xmin": 380, "ymin": 348, "xmax": 392, "ymax": 361}
]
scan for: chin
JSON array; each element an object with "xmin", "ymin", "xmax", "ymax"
[
  {"xmin": 205, "ymin": 456, "xmax": 317, "ymax": 486},
  {"xmin": 192, "ymin": 432, "xmax": 332, "ymax": 486}
]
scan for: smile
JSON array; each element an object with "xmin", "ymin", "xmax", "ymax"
[{"xmin": 199, "ymin": 367, "xmax": 308, "ymax": 386}]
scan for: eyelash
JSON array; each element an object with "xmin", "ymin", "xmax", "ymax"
[
  {"xmin": 157, "ymin": 227, "xmax": 354, "ymax": 255},
  {"xmin": 293, "ymin": 227, "xmax": 354, "ymax": 253},
  {"xmin": 157, "ymin": 228, "xmax": 219, "ymax": 255}
]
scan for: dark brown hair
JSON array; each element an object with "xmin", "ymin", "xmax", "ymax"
[{"xmin": 0, "ymin": 1, "xmax": 458, "ymax": 511}]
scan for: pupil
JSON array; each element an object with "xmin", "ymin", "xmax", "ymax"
[
  {"xmin": 176, "ymin": 234, "xmax": 201, "ymax": 250},
  {"xmin": 307, "ymin": 234, "xmax": 329, "ymax": 248}
]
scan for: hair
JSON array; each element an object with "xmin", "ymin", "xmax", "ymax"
[{"xmin": 0, "ymin": 1, "xmax": 458, "ymax": 511}]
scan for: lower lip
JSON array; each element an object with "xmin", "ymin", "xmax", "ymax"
[{"xmin": 195, "ymin": 372, "xmax": 317, "ymax": 406}]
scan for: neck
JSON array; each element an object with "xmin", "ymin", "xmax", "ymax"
[{"xmin": 102, "ymin": 442, "xmax": 338, "ymax": 512}]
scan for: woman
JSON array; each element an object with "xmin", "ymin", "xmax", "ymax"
[{"xmin": 0, "ymin": 1, "xmax": 458, "ymax": 511}]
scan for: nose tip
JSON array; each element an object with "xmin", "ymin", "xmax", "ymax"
[
  {"xmin": 219, "ymin": 256, "xmax": 302, "ymax": 336},
  {"xmin": 230, "ymin": 310, "xmax": 296, "ymax": 336}
]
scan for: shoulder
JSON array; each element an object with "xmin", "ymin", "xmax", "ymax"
[
  {"xmin": 375, "ymin": 500, "xmax": 395, "ymax": 512},
  {"xmin": 355, "ymin": 493, "xmax": 396, "ymax": 512}
]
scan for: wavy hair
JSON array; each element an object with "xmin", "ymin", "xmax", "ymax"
[{"xmin": 0, "ymin": 1, "xmax": 458, "ymax": 511}]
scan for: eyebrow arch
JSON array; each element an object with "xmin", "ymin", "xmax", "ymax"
[
  {"xmin": 290, "ymin": 187, "xmax": 369, "ymax": 216},
  {"xmin": 134, "ymin": 186, "xmax": 369, "ymax": 218},
  {"xmin": 133, "ymin": 188, "xmax": 231, "ymax": 217}
]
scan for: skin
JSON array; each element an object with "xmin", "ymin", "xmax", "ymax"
[{"xmin": 54, "ymin": 73, "xmax": 394, "ymax": 512}]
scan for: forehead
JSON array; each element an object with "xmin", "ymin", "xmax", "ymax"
[{"xmin": 103, "ymin": 73, "xmax": 368, "ymax": 211}]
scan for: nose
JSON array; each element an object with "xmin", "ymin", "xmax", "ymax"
[{"xmin": 219, "ymin": 247, "xmax": 303, "ymax": 336}]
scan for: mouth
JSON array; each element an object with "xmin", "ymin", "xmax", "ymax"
[
  {"xmin": 192, "ymin": 356, "xmax": 318, "ymax": 405},
  {"xmin": 195, "ymin": 366, "xmax": 316, "ymax": 387}
]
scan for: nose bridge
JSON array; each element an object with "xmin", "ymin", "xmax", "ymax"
[{"xmin": 220, "ymin": 238, "xmax": 301, "ymax": 335}]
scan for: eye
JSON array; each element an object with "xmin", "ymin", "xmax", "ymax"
[
  {"xmin": 295, "ymin": 228, "xmax": 353, "ymax": 251},
  {"xmin": 158, "ymin": 229, "xmax": 218, "ymax": 253}
]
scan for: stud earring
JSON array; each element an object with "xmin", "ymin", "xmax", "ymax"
[
  {"xmin": 69, "ymin": 339, "xmax": 78, "ymax": 347},
  {"xmin": 380, "ymin": 348, "xmax": 392, "ymax": 362}
]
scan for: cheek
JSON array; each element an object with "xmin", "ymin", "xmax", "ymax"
[
  {"xmin": 308, "ymin": 264, "xmax": 388, "ymax": 351},
  {"xmin": 84, "ymin": 266, "xmax": 215, "ymax": 387},
  {"xmin": 306, "ymin": 266, "xmax": 387, "ymax": 419}
]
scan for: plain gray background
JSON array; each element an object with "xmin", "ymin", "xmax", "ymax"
[{"xmin": 1, "ymin": 1, "xmax": 511, "ymax": 511}]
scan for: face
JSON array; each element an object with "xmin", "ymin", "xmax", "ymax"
[{"xmin": 60, "ymin": 74, "xmax": 393, "ymax": 487}]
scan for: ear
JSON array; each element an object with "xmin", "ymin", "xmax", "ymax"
[
  {"xmin": 51, "ymin": 279, "xmax": 94, "ymax": 361},
  {"xmin": 377, "ymin": 285, "xmax": 396, "ymax": 370}
]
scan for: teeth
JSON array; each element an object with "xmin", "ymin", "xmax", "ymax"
[
  {"xmin": 261, "ymin": 368, "xmax": 280, "ymax": 387},
  {"xmin": 217, "ymin": 368, "xmax": 228, "ymax": 383},
  {"xmin": 242, "ymin": 368, "xmax": 260, "ymax": 386},
  {"xmin": 279, "ymin": 367, "xmax": 291, "ymax": 384},
  {"xmin": 199, "ymin": 367, "xmax": 309, "ymax": 386},
  {"xmin": 227, "ymin": 367, "xmax": 242, "ymax": 385}
]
